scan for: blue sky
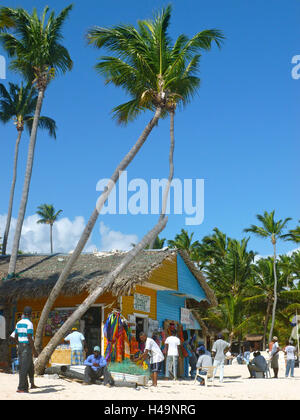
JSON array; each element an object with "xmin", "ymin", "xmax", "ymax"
[{"xmin": 0, "ymin": 0, "xmax": 299, "ymax": 256}]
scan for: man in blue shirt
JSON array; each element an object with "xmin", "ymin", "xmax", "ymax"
[{"xmin": 83, "ymin": 346, "xmax": 114, "ymax": 387}]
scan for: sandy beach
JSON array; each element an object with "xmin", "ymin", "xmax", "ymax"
[{"xmin": 1, "ymin": 360, "xmax": 299, "ymax": 400}]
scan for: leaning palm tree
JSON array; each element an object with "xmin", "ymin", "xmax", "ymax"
[
  {"xmin": 0, "ymin": 5, "xmax": 73, "ymax": 276},
  {"xmin": 244, "ymin": 210, "xmax": 291, "ymax": 342},
  {"xmin": 0, "ymin": 82, "xmax": 56, "ymax": 255},
  {"xmin": 33, "ymin": 5, "xmax": 224, "ymax": 354},
  {"xmin": 36, "ymin": 204, "xmax": 62, "ymax": 254}
]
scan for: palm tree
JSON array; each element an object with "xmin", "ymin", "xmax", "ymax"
[
  {"xmin": 168, "ymin": 228, "xmax": 200, "ymax": 260},
  {"xmin": 36, "ymin": 204, "xmax": 62, "ymax": 254},
  {"xmin": 145, "ymin": 236, "xmax": 166, "ymax": 249},
  {"xmin": 0, "ymin": 5, "xmax": 73, "ymax": 276},
  {"xmin": 245, "ymin": 257, "xmax": 300, "ymax": 347},
  {"xmin": 282, "ymin": 220, "xmax": 300, "ymax": 244},
  {"xmin": 203, "ymin": 295, "xmax": 256, "ymax": 345},
  {"xmin": 87, "ymin": 5, "xmax": 223, "ymax": 124},
  {"xmin": 33, "ymin": 5, "xmax": 224, "ymax": 354},
  {"xmin": 202, "ymin": 237, "xmax": 256, "ymax": 298},
  {"xmin": 0, "ymin": 82, "xmax": 56, "ymax": 255},
  {"xmin": 196, "ymin": 228, "xmax": 229, "ymax": 269},
  {"xmin": 244, "ymin": 210, "xmax": 292, "ymax": 342}
]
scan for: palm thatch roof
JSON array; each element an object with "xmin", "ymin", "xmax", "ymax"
[{"xmin": 0, "ymin": 249, "xmax": 216, "ymax": 305}]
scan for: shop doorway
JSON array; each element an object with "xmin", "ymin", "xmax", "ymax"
[
  {"xmin": 82, "ymin": 306, "xmax": 102, "ymax": 355},
  {"xmin": 135, "ymin": 315, "xmax": 148, "ymax": 349}
]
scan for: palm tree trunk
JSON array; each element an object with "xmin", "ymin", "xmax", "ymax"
[
  {"xmin": 34, "ymin": 213, "xmax": 168, "ymax": 374},
  {"xmin": 34, "ymin": 106, "xmax": 162, "ymax": 352},
  {"xmin": 8, "ymin": 88, "xmax": 45, "ymax": 275},
  {"xmin": 2, "ymin": 130, "xmax": 22, "ymax": 255},
  {"xmin": 268, "ymin": 242, "xmax": 278, "ymax": 342},
  {"xmin": 149, "ymin": 108, "xmax": 175, "ymax": 249},
  {"xmin": 50, "ymin": 223, "xmax": 53, "ymax": 254},
  {"xmin": 263, "ymin": 300, "xmax": 271, "ymax": 349}
]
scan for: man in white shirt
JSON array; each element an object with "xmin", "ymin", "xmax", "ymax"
[
  {"xmin": 165, "ymin": 330, "xmax": 181, "ymax": 380},
  {"xmin": 138, "ymin": 331, "xmax": 164, "ymax": 387},
  {"xmin": 64, "ymin": 327, "xmax": 87, "ymax": 365},
  {"xmin": 270, "ymin": 336, "xmax": 280, "ymax": 378},
  {"xmin": 284, "ymin": 340, "xmax": 296, "ymax": 378},
  {"xmin": 211, "ymin": 333, "xmax": 230, "ymax": 383}
]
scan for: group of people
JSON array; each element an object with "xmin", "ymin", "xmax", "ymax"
[
  {"xmin": 12, "ymin": 307, "xmax": 298, "ymax": 392},
  {"xmin": 235, "ymin": 336, "xmax": 297, "ymax": 379}
]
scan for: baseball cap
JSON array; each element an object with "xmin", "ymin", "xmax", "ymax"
[{"xmin": 94, "ymin": 346, "xmax": 100, "ymax": 352}]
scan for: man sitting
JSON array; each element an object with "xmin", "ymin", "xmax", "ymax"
[
  {"xmin": 83, "ymin": 346, "xmax": 114, "ymax": 387},
  {"xmin": 248, "ymin": 351, "xmax": 267, "ymax": 378},
  {"xmin": 196, "ymin": 347, "xmax": 213, "ymax": 386}
]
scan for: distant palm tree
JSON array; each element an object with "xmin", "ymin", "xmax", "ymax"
[
  {"xmin": 245, "ymin": 257, "xmax": 300, "ymax": 347},
  {"xmin": 0, "ymin": 82, "xmax": 56, "ymax": 255},
  {"xmin": 0, "ymin": 5, "xmax": 73, "ymax": 275},
  {"xmin": 282, "ymin": 220, "xmax": 300, "ymax": 244},
  {"xmin": 244, "ymin": 210, "xmax": 291, "ymax": 341},
  {"xmin": 36, "ymin": 204, "xmax": 62, "ymax": 254},
  {"xmin": 168, "ymin": 229, "xmax": 200, "ymax": 258}
]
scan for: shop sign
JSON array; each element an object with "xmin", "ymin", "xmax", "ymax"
[
  {"xmin": 181, "ymin": 307, "xmax": 191, "ymax": 326},
  {"xmin": 134, "ymin": 293, "xmax": 151, "ymax": 313}
]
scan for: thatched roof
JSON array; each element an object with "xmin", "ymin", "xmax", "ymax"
[{"xmin": 0, "ymin": 249, "xmax": 216, "ymax": 305}]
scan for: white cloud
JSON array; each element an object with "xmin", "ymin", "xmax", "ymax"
[
  {"xmin": 99, "ymin": 221, "xmax": 138, "ymax": 252},
  {"xmin": 0, "ymin": 215, "xmax": 139, "ymax": 254},
  {"xmin": 0, "ymin": 214, "xmax": 96, "ymax": 254}
]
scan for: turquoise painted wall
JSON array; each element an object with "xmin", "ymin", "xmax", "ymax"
[
  {"xmin": 156, "ymin": 255, "xmax": 206, "ymax": 329},
  {"xmin": 177, "ymin": 254, "xmax": 207, "ymax": 301}
]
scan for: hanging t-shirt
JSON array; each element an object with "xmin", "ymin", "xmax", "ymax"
[
  {"xmin": 0, "ymin": 315, "xmax": 6, "ymax": 339},
  {"xmin": 165, "ymin": 335, "xmax": 181, "ymax": 356},
  {"xmin": 285, "ymin": 345, "xmax": 296, "ymax": 360},
  {"xmin": 145, "ymin": 337, "xmax": 164, "ymax": 364}
]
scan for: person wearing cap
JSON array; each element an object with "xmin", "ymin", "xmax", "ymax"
[
  {"xmin": 196, "ymin": 347, "xmax": 213, "ymax": 386},
  {"xmin": 64, "ymin": 327, "xmax": 87, "ymax": 366},
  {"xmin": 83, "ymin": 346, "xmax": 114, "ymax": 387},
  {"xmin": 270, "ymin": 336, "xmax": 280, "ymax": 378},
  {"xmin": 14, "ymin": 306, "xmax": 38, "ymax": 393}
]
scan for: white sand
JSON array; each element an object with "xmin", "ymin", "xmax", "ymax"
[{"xmin": 0, "ymin": 360, "xmax": 299, "ymax": 400}]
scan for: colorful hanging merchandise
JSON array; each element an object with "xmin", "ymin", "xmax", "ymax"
[
  {"xmin": 104, "ymin": 311, "xmax": 131, "ymax": 362},
  {"xmin": 104, "ymin": 311, "xmax": 150, "ymax": 377}
]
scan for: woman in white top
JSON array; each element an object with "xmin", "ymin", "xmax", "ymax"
[{"xmin": 138, "ymin": 332, "xmax": 164, "ymax": 387}]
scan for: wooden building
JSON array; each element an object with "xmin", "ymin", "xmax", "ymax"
[{"xmin": 0, "ymin": 249, "xmax": 216, "ymax": 365}]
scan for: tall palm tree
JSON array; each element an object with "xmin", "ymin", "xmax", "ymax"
[
  {"xmin": 0, "ymin": 82, "xmax": 56, "ymax": 255},
  {"xmin": 33, "ymin": 5, "xmax": 224, "ymax": 354},
  {"xmin": 36, "ymin": 204, "xmax": 62, "ymax": 254},
  {"xmin": 244, "ymin": 210, "xmax": 291, "ymax": 342},
  {"xmin": 0, "ymin": 5, "xmax": 73, "ymax": 276}
]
